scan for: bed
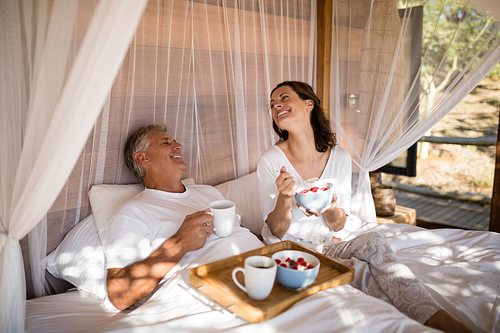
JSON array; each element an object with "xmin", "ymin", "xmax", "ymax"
[{"xmin": 26, "ymin": 173, "xmax": 500, "ymax": 333}]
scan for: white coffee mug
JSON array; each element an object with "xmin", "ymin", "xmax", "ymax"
[
  {"xmin": 208, "ymin": 200, "xmax": 235, "ymax": 237},
  {"xmin": 232, "ymin": 256, "xmax": 277, "ymax": 301}
]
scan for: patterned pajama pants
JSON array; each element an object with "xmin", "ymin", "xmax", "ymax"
[{"xmin": 322, "ymin": 231, "xmax": 442, "ymax": 324}]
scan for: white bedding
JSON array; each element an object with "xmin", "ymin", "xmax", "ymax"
[{"xmin": 26, "ymin": 223, "xmax": 500, "ymax": 333}]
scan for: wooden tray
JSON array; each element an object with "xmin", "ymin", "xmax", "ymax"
[{"xmin": 189, "ymin": 241, "xmax": 354, "ymax": 323}]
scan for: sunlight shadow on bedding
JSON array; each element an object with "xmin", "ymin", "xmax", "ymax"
[
  {"xmin": 43, "ymin": 219, "xmax": 500, "ymax": 333},
  {"xmin": 377, "ymin": 224, "xmax": 500, "ymax": 332}
]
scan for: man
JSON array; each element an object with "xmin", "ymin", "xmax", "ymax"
[{"xmin": 105, "ymin": 122, "xmax": 261, "ymax": 310}]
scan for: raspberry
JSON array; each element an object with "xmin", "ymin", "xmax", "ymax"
[
  {"xmin": 278, "ymin": 256, "xmax": 315, "ymax": 270},
  {"xmin": 298, "ymin": 186, "xmax": 329, "ymax": 194}
]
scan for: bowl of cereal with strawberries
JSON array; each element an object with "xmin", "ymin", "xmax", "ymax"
[
  {"xmin": 295, "ymin": 181, "xmax": 334, "ymax": 212},
  {"xmin": 272, "ymin": 250, "xmax": 320, "ymax": 290}
]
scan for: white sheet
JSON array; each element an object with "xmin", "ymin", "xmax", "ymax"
[
  {"xmin": 26, "ymin": 224, "xmax": 500, "ymax": 333},
  {"xmin": 378, "ymin": 224, "xmax": 500, "ymax": 333},
  {"xmin": 25, "ymin": 290, "xmax": 124, "ymax": 333}
]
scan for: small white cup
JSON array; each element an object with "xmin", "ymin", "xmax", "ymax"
[
  {"xmin": 208, "ymin": 200, "xmax": 235, "ymax": 237},
  {"xmin": 232, "ymin": 256, "xmax": 277, "ymax": 301}
]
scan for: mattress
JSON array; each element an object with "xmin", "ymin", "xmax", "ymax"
[{"xmin": 26, "ymin": 223, "xmax": 500, "ymax": 333}]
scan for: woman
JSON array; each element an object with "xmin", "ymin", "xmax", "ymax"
[{"xmin": 257, "ymin": 81, "xmax": 471, "ymax": 333}]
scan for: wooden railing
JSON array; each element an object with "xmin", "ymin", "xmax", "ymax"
[
  {"xmin": 383, "ymin": 180, "xmax": 492, "ymax": 205},
  {"xmin": 420, "ymin": 136, "xmax": 497, "ymax": 146}
]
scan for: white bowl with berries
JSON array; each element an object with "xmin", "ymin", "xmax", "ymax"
[
  {"xmin": 272, "ymin": 250, "xmax": 320, "ymax": 290},
  {"xmin": 295, "ymin": 181, "xmax": 334, "ymax": 212}
]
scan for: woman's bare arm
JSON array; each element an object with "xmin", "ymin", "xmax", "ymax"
[{"xmin": 265, "ymin": 166, "xmax": 296, "ymax": 238}]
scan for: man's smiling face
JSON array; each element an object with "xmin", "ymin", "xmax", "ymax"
[{"xmin": 143, "ymin": 131, "xmax": 187, "ymax": 177}]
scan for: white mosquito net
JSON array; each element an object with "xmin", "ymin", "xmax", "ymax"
[
  {"xmin": 1, "ymin": 0, "xmax": 316, "ymax": 331},
  {"xmin": 330, "ymin": 0, "xmax": 500, "ymax": 221},
  {"xmin": 1, "ymin": 0, "xmax": 499, "ymax": 331}
]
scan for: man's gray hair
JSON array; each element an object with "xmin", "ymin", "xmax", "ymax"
[{"xmin": 124, "ymin": 122, "xmax": 168, "ymax": 182}]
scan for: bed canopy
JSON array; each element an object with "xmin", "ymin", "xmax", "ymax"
[{"xmin": 1, "ymin": 0, "xmax": 499, "ymax": 331}]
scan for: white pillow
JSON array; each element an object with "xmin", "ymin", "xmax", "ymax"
[
  {"xmin": 88, "ymin": 183, "xmax": 144, "ymax": 248},
  {"xmin": 88, "ymin": 179, "xmax": 195, "ymax": 247},
  {"xmin": 215, "ymin": 172, "xmax": 264, "ymax": 237},
  {"xmin": 44, "ymin": 179, "xmax": 199, "ymax": 303},
  {"xmin": 44, "ymin": 214, "xmax": 106, "ymax": 300}
]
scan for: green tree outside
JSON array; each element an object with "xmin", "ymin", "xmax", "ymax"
[{"xmin": 398, "ymin": 0, "xmax": 499, "ymax": 108}]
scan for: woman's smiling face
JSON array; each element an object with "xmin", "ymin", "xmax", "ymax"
[{"xmin": 270, "ymin": 85, "xmax": 312, "ymax": 131}]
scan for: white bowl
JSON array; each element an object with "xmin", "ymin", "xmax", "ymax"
[
  {"xmin": 295, "ymin": 181, "xmax": 334, "ymax": 211},
  {"xmin": 271, "ymin": 250, "xmax": 320, "ymax": 290}
]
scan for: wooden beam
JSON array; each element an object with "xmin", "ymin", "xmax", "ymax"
[
  {"xmin": 384, "ymin": 180, "xmax": 492, "ymax": 206},
  {"xmin": 316, "ymin": 0, "xmax": 332, "ymax": 118},
  {"xmin": 417, "ymin": 219, "xmax": 470, "ymax": 230},
  {"xmin": 489, "ymin": 108, "xmax": 500, "ymax": 232}
]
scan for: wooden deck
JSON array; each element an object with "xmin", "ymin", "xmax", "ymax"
[{"xmin": 394, "ymin": 190, "xmax": 491, "ymax": 231}]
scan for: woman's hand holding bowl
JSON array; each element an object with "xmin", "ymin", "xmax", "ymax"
[
  {"xmin": 297, "ymin": 193, "xmax": 338, "ymax": 217},
  {"xmin": 295, "ymin": 180, "xmax": 334, "ymax": 214}
]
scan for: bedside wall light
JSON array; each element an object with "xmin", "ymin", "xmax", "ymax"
[
  {"xmin": 348, "ymin": 94, "xmax": 358, "ymax": 108},
  {"xmin": 348, "ymin": 94, "xmax": 361, "ymax": 113}
]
